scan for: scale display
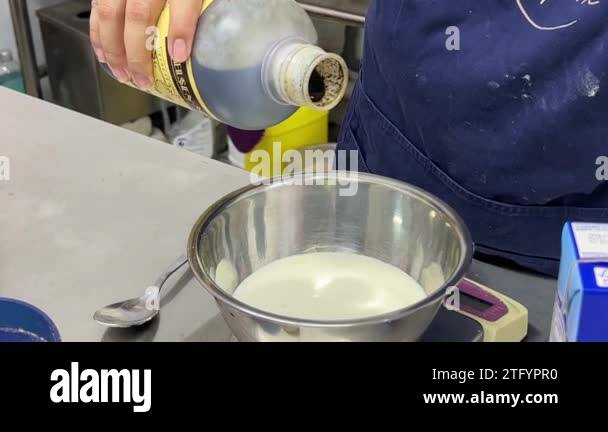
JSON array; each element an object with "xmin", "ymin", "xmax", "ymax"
[
  {"xmin": 459, "ymin": 292, "xmax": 494, "ymax": 313},
  {"xmin": 454, "ymin": 278, "xmax": 529, "ymax": 342}
]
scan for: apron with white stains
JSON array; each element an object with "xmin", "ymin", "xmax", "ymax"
[{"xmin": 338, "ymin": 0, "xmax": 608, "ymax": 276}]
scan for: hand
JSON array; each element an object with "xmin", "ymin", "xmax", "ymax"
[{"xmin": 90, "ymin": 0, "xmax": 202, "ymax": 89}]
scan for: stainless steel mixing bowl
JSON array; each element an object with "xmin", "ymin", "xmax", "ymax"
[{"xmin": 188, "ymin": 172, "xmax": 473, "ymax": 341}]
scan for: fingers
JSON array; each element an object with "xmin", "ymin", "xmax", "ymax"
[
  {"xmin": 124, "ymin": 0, "xmax": 165, "ymax": 89},
  {"xmin": 168, "ymin": 0, "xmax": 202, "ymax": 63},
  {"xmin": 97, "ymin": 0, "xmax": 129, "ymax": 82},
  {"xmin": 90, "ymin": 1, "xmax": 105, "ymax": 62},
  {"xmin": 91, "ymin": 0, "xmax": 201, "ymax": 87}
]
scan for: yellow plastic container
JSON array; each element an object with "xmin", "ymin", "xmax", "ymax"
[{"xmin": 244, "ymin": 107, "xmax": 328, "ymax": 176}]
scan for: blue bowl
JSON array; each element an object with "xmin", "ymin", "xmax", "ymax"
[{"xmin": 0, "ymin": 298, "xmax": 61, "ymax": 342}]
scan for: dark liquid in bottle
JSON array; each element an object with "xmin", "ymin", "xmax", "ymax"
[
  {"xmin": 308, "ymin": 69, "xmax": 326, "ymax": 103},
  {"xmin": 193, "ymin": 63, "xmax": 296, "ymax": 131}
]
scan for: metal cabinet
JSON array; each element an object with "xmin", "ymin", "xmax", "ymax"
[{"xmin": 37, "ymin": 0, "xmax": 159, "ymax": 124}]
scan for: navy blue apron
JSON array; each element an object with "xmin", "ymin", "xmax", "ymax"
[{"xmin": 338, "ymin": 0, "xmax": 608, "ymax": 277}]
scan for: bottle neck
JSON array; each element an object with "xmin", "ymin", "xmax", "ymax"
[{"xmin": 262, "ymin": 38, "xmax": 348, "ymax": 111}]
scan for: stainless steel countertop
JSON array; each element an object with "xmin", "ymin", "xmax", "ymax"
[{"xmin": 0, "ymin": 88, "xmax": 556, "ymax": 342}]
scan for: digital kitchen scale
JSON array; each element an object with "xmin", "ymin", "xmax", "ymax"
[{"xmin": 421, "ymin": 278, "xmax": 528, "ymax": 342}]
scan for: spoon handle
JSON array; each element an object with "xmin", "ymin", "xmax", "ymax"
[{"xmin": 152, "ymin": 254, "xmax": 189, "ymax": 293}]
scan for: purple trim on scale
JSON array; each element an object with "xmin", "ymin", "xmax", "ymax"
[{"xmin": 457, "ymin": 279, "xmax": 509, "ymax": 322}]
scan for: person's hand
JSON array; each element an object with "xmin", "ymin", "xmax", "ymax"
[{"xmin": 90, "ymin": 0, "xmax": 202, "ymax": 89}]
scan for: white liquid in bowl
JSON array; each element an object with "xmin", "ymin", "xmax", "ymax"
[{"xmin": 233, "ymin": 252, "xmax": 427, "ymax": 321}]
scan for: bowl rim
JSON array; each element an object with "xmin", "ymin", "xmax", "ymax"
[
  {"xmin": 188, "ymin": 171, "xmax": 474, "ymax": 328},
  {"xmin": 0, "ymin": 297, "xmax": 62, "ymax": 342}
]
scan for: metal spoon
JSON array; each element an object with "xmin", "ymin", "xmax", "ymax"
[{"xmin": 94, "ymin": 254, "xmax": 189, "ymax": 328}]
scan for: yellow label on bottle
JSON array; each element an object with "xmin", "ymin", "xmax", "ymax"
[{"xmin": 146, "ymin": 0, "xmax": 218, "ymax": 120}]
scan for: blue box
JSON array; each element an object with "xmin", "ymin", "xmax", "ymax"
[{"xmin": 550, "ymin": 223, "xmax": 608, "ymax": 342}]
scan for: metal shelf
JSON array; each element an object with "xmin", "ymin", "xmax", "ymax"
[{"xmin": 297, "ymin": 0, "xmax": 368, "ymax": 25}]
